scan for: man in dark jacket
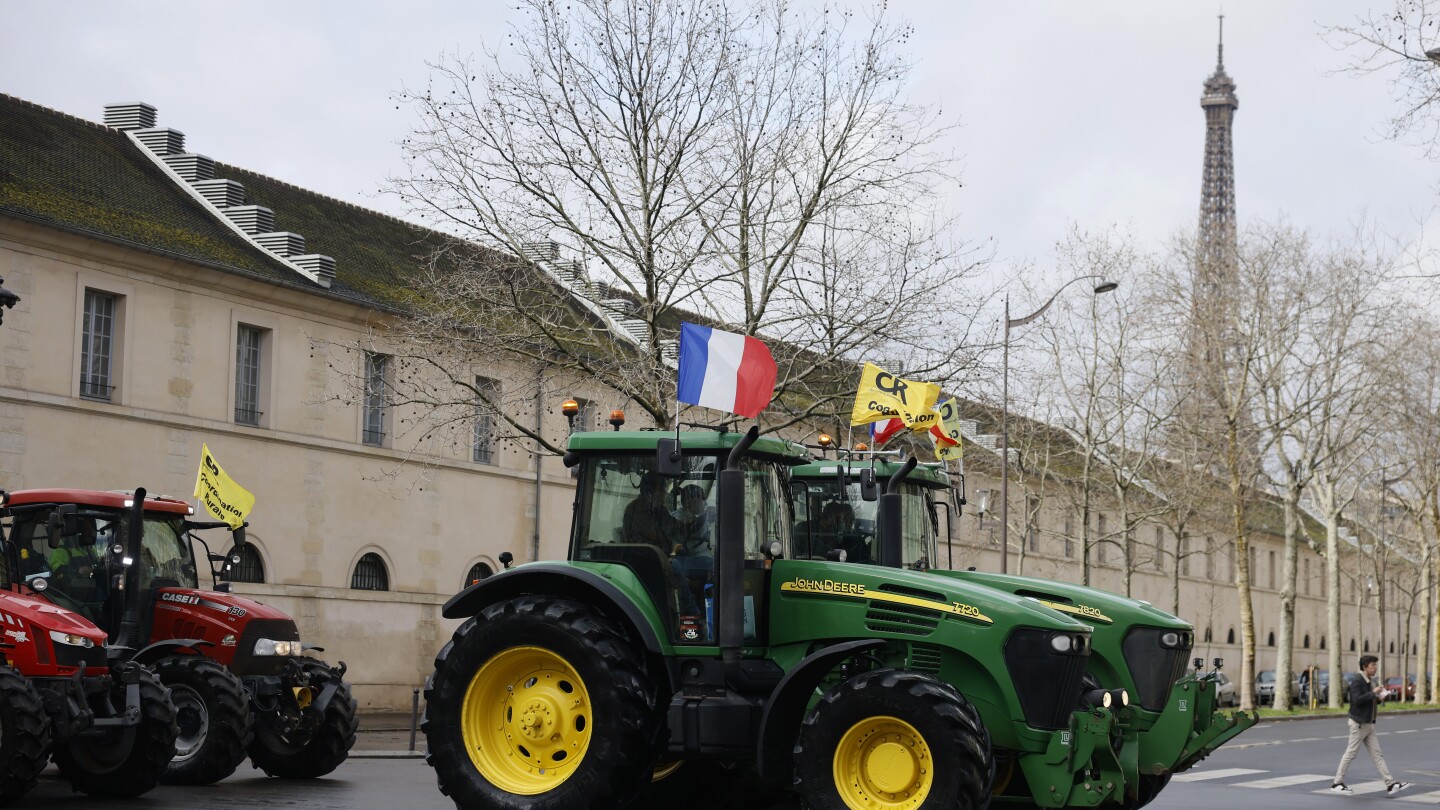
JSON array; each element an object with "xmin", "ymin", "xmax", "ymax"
[{"xmin": 1330, "ymin": 655, "xmax": 1409, "ymax": 795}]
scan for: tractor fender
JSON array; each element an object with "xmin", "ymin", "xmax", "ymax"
[
  {"xmin": 443, "ymin": 563, "xmax": 666, "ymax": 658},
  {"xmin": 128, "ymin": 638, "xmax": 212, "ymax": 666},
  {"xmin": 755, "ymin": 639, "xmax": 886, "ymax": 783}
]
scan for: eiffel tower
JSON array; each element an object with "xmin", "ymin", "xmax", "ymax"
[{"xmin": 1197, "ymin": 14, "xmax": 1239, "ymax": 292}]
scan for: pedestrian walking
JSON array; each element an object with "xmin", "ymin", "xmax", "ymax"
[{"xmin": 1330, "ymin": 655, "xmax": 1409, "ymax": 795}]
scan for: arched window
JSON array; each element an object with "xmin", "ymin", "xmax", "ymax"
[
  {"xmin": 1364, "ymin": 640, "xmax": 1370, "ymax": 652},
  {"xmin": 1350, "ymin": 638, "xmax": 1356, "ymax": 652},
  {"xmin": 463, "ymin": 562, "xmax": 494, "ymax": 589},
  {"xmin": 1204, "ymin": 626, "xmax": 1213, "ymax": 643},
  {"xmin": 351, "ymin": 553, "xmax": 389, "ymax": 591},
  {"xmin": 1227, "ymin": 628, "xmax": 1235, "ymax": 645},
  {"xmin": 1320, "ymin": 636, "xmax": 1327, "ymax": 650},
  {"xmin": 1267, "ymin": 631, "xmax": 1275, "ymax": 647},
  {"xmin": 1389, "ymin": 641, "xmax": 1395, "ymax": 654},
  {"xmin": 222, "ymin": 543, "xmax": 265, "ymax": 584},
  {"xmin": 1414, "ymin": 643, "xmax": 1418, "ymax": 655},
  {"xmin": 1303, "ymin": 634, "xmax": 1311, "ymax": 649}
]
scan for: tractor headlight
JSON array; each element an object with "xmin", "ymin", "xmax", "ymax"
[
  {"xmin": 1050, "ymin": 634, "xmax": 1073, "ymax": 653},
  {"xmin": 253, "ymin": 638, "xmax": 301, "ymax": 656},
  {"xmin": 1160, "ymin": 631, "xmax": 1182, "ymax": 648},
  {"xmin": 49, "ymin": 630, "xmax": 96, "ymax": 648}
]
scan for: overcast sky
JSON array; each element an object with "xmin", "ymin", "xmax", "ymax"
[{"xmin": 4, "ymin": 1, "xmax": 1436, "ymax": 293}]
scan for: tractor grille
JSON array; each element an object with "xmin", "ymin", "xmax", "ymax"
[
  {"xmin": 1121, "ymin": 627, "xmax": 1193, "ymax": 711},
  {"xmin": 907, "ymin": 643, "xmax": 944, "ymax": 675},
  {"xmin": 53, "ymin": 642, "xmax": 107, "ymax": 671},
  {"xmin": 865, "ymin": 584, "xmax": 945, "ymax": 636},
  {"xmin": 1004, "ymin": 628, "xmax": 1089, "ymax": 730},
  {"xmin": 229, "ymin": 618, "xmax": 300, "ymax": 677}
]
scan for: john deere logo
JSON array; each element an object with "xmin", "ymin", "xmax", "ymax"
[
  {"xmin": 780, "ymin": 579, "xmax": 993, "ymax": 625},
  {"xmin": 786, "ymin": 578, "xmax": 867, "ymax": 596}
]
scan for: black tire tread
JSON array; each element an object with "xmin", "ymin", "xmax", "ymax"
[
  {"xmin": 54, "ymin": 666, "xmax": 179, "ymax": 799},
  {"xmin": 423, "ymin": 595, "xmax": 659, "ymax": 810},
  {"xmin": 248, "ymin": 658, "xmax": 359, "ymax": 778},
  {"xmin": 156, "ymin": 654, "xmax": 253, "ymax": 785},
  {"xmin": 794, "ymin": 669, "xmax": 994, "ymax": 810},
  {"xmin": 0, "ymin": 665, "xmax": 51, "ymax": 807}
]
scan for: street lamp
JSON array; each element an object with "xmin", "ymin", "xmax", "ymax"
[{"xmin": 1000, "ymin": 275, "xmax": 1118, "ymax": 574}]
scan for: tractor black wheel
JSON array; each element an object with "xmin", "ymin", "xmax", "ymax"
[
  {"xmin": 794, "ymin": 669, "xmax": 994, "ymax": 810},
  {"xmin": 1117, "ymin": 773, "xmax": 1172, "ymax": 810},
  {"xmin": 53, "ymin": 665, "xmax": 178, "ymax": 799},
  {"xmin": 248, "ymin": 658, "xmax": 358, "ymax": 778},
  {"xmin": 156, "ymin": 655, "xmax": 252, "ymax": 785},
  {"xmin": 0, "ymin": 665, "xmax": 51, "ymax": 807},
  {"xmin": 424, "ymin": 595, "xmax": 660, "ymax": 810}
]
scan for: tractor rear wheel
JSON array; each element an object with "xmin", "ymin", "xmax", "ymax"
[
  {"xmin": 0, "ymin": 665, "xmax": 51, "ymax": 807},
  {"xmin": 794, "ymin": 669, "xmax": 994, "ymax": 810},
  {"xmin": 53, "ymin": 665, "xmax": 178, "ymax": 799},
  {"xmin": 424, "ymin": 595, "xmax": 660, "ymax": 810},
  {"xmin": 156, "ymin": 655, "xmax": 252, "ymax": 785},
  {"xmin": 248, "ymin": 659, "xmax": 358, "ymax": 778}
]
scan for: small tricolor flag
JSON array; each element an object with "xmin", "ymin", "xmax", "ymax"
[
  {"xmin": 870, "ymin": 418, "xmax": 906, "ymax": 446},
  {"xmin": 677, "ymin": 323, "xmax": 778, "ymax": 419}
]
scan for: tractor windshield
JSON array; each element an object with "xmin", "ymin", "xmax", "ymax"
[
  {"xmin": 791, "ymin": 479, "xmax": 937, "ymax": 569},
  {"xmin": 129, "ymin": 514, "xmax": 198, "ymax": 592}
]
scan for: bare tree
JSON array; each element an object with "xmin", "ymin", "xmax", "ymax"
[
  {"xmin": 377, "ymin": 0, "xmax": 990, "ymax": 452},
  {"xmin": 1325, "ymin": 1, "xmax": 1440, "ymax": 160}
]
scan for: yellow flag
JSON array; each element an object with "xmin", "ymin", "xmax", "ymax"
[
  {"xmin": 849, "ymin": 362, "xmax": 942, "ymax": 432},
  {"xmin": 933, "ymin": 398, "xmax": 964, "ymax": 462},
  {"xmin": 193, "ymin": 444, "xmax": 255, "ymax": 529}
]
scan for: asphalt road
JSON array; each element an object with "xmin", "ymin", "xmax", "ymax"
[{"xmin": 12, "ymin": 711, "xmax": 1439, "ymax": 809}]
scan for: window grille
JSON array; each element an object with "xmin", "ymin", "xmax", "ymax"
[
  {"xmin": 1063, "ymin": 515, "xmax": 1074, "ymax": 558},
  {"xmin": 1025, "ymin": 496, "xmax": 1040, "ymax": 553},
  {"xmin": 1153, "ymin": 526, "xmax": 1166, "ymax": 570},
  {"xmin": 235, "ymin": 325, "xmax": 263, "ymax": 425},
  {"xmin": 1096, "ymin": 514, "xmax": 1108, "ymax": 565},
  {"xmin": 473, "ymin": 377, "xmax": 500, "ymax": 463},
  {"xmin": 351, "ymin": 552, "xmax": 389, "ymax": 591},
  {"xmin": 80, "ymin": 290, "xmax": 116, "ymax": 400},
  {"xmin": 362, "ymin": 353, "xmax": 388, "ymax": 445},
  {"xmin": 1180, "ymin": 534, "xmax": 1191, "ymax": 577},
  {"xmin": 223, "ymin": 543, "xmax": 265, "ymax": 583},
  {"xmin": 464, "ymin": 562, "xmax": 494, "ymax": 588},
  {"xmin": 1205, "ymin": 537, "xmax": 1216, "ymax": 581}
]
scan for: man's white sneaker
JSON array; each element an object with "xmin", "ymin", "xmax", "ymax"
[
  {"xmin": 1331, "ymin": 783, "xmax": 1353, "ymax": 794},
  {"xmin": 1388, "ymin": 782, "xmax": 1410, "ymax": 795}
]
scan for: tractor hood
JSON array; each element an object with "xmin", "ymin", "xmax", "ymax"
[
  {"xmin": 0, "ymin": 590, "xmax": 107, "ymax": 642},
  {"xmin": 933, "ymin": 570, "xmax": 1190, "ymax": 631},
  {"xmin": 158, "ymin": 587, "xmax": 295, "ymax": 624}
]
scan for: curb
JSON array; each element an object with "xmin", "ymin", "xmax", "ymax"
[
  {"xmin": 1258, "ymin": 707, "xmax": 1440, "ymax": 723},
  {"xmin": 350, "ymin": 750, "xmax": 427, "ymax": 759}
]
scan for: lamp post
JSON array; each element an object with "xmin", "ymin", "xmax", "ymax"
[{"xmin": 1000, "ymin": 275, "xmax": 1118, "ymax": 574}]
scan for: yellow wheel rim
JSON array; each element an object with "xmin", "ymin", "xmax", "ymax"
[
  {"xmin": 832, "ymin": 716, "xmax": 933, "ymax": 810},
  {"xmin": 460, "ymin": 646, "xmax": 593, "ymax": 795}
]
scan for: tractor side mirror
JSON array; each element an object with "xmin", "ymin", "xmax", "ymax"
[
  {"xmin": 46, "ymin": 512, "xmax": 62, "ymax": 548},
  {"xmin": 655, "ymin": 439, "xmax": 683, "ymax": 477},
  {"xmin": 499, "ymin": 551, "xmax": 514, "ymax": 570},
  {"xmin": 859, "ymin": 469, "xmax": 878, "ymax": 502}
]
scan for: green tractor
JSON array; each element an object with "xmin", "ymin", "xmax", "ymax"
[
  {"xmin": 789, "ymin": 453, "xmax": 1257, "ymax": 807},
  {"xmin": 425, "ymin": 427, "xmax": 1203, "ymax": 810}
]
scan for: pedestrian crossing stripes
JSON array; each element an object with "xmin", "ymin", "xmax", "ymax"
[{"xmin": 1173, "ymin": 766, "xmax": 1440, "ymax": 803}]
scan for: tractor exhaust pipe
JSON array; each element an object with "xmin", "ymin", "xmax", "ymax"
[
  {"xmin": 116, "ymin": 487, "xmax": 146, "ymax": 648},
  {"xmin": 877, "ymin": 457, "xmax": 917, "ymax": 568},
  {"xmin": 717, "ymin": 426, "xmax": 759, "ymax": 663}
]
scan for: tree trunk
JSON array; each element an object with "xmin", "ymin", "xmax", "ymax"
[
  {"xmin": 1326, "ymin": 504, "xmax": 1343, "ymax": 709},
  {"xmin": 1171, "ymin": 527, "xmax": 1183, "ymax": 616},
  {"xmin": 1274, "ymin": 488, "xmax": 1300, "ymax": 711}
]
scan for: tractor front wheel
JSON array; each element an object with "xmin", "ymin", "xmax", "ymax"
[
  {"xmin": 53, "ymin": 665, "xmax": 178, "ymax": 799},
  {"xmin": 0, "ymin": 665, "xmax": 51, "ymax": 806},
  {"xmin": 248, "ymin": 659, "xmax": 358, "ymax": 778},
  {"xmin": 156, "ymin": 655, "xmax": 252, "ymax": 785},
  {"xmin": 794, "ymin": 669, "xmax": 994, "ymax": 810},
  {"xmin": 424, "ymin": 595, "xmax": 660, "ymax": 810}
]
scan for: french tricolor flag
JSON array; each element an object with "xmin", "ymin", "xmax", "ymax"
[{"xmin": 677, "ymin": 322, "xmax": 778, "ymax": 419}]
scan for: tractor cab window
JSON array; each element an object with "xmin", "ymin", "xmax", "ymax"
[
  {"xmin": 898, "ymin": 486, "xmax": 939, "ymax": 571},
  {"xmin": 9, "ymin": 510, "xmax": 117, "ymax": 624},
  {"xmin": 130, "ymin": 516, "xmax": 198, "ymax": 592},
  {"xmin": 791, "ymin": 479, "xmax": 876, "ymax": 563}
]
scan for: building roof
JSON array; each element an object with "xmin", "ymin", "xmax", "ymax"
[{"xmin": 0, "ymin": 93, "xmax": 433, "ymax": 310}]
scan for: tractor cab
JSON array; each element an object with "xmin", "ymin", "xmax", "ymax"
[
  {"xmin": 565, "ymin": 429, "xmax": 802, "ymax": 645},
  {"xmin": 790, "ymin": 454, "xmax": 951, "ymax": 571}
]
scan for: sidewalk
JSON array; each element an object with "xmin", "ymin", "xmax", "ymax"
[{"xmin": 353, "ymin": 711, "xmax": 427, "ymax": 759}]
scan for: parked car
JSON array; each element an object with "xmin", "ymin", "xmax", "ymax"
[
  {"xmin": 1214, "ymin": 672, "xmax": 1238, "ymax": 707},
  {"xmin": 1384, "ymin": 675, "xmax": 1416, "ymax": 702},
  {"xmin": 1256, "ymin": 669, "xmax": 1303, "ymax": 706},
  {"xmin": 1300, "ymin": 670, "xmax": 1336, "ymax": 705}
]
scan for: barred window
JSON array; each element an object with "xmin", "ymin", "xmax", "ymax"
[
  {"xmin": 1095, "ymin": 514, "xmax": 1108, "ymax": 566},
  {"xmin": 362, "ymin": 353, "xmax": 388, "ymax": 446},
  {"xmin": 1180, "ymin": 534, "xmax": 1191, "ymax": 577},
  {"xmin": 1206, "ymin": 537, "xmax": 1216, "ymax": 581},
  {"xmin": 80, "ymin": 290, "xmax": 117, "ymax": 400},
  {"xmin": 473, "ymin": 377, "xmax": 500, "ymax": 464},
  {"xmin": 1025, "ymin": 496, "xmax": 1040, "ymax": 553},
  {"xmin": 223, "ymin": 543, "xmax": 265, "ymax": 584},
  {"xmin": 463, "ymin": 562, "xmax": 493, "ymax": 588},
  {"xmin": 235, "ymin": 325, "xmax": 263, "ymax": 426},
  {"xmin": 351, "ymin": 552, "xmax": 389, "ymax": 591},
  {"xmin": 1153, "ymin": 526, "xmax": 1166, "ymax": 570},
  {"xmin": 1063, "ymin": 514, "xmax": 1074, "ymax": 558}
]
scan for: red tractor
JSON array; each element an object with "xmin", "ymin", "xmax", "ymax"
[
  {"xmin": 0, "ymin": 487, "xmax": 357, "ymax": 785},
  {"xmin": 0, "ymin": 571, "xmax": 177, "ymax": 804}
]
